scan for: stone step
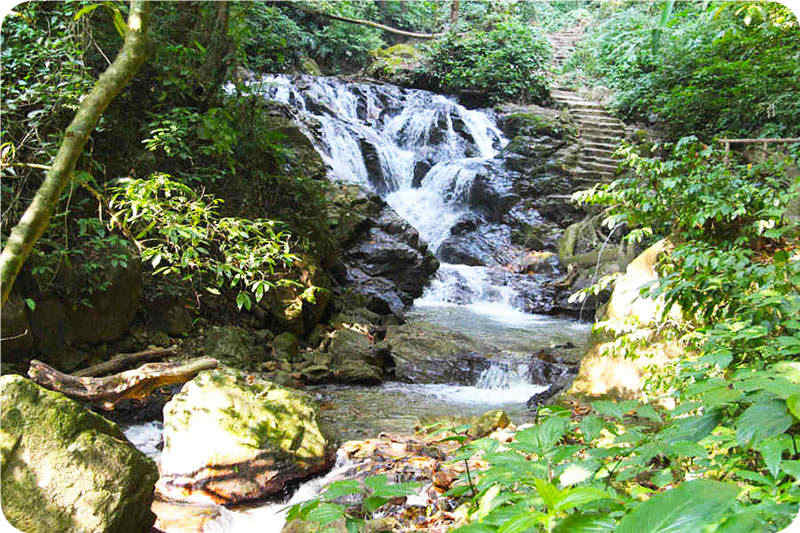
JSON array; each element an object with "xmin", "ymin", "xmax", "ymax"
[
  {"xmin": 571, "ymin": 168, "xmax": 616, "ymax": 181},
  {"xmin": 581, "ymin": 147, "xmax": 618, "ymax": 158},
  {"xmin": 583, "ymin": 140, "xmax": 620, "ymax": 149},
  {"xmin": 570, "ymin": 110, "xmax": 625, "ymax": 123},
  {"xmin": 568, "ymin": 106, "xmax": 611, "ymax": 115},
  {"xmin": 580, "ymin": 155, "xmax": 619, "ymax": 166},
  {"xmin": 578, "ymin": 160, "xmax": 619, "ymax": 173},
  {"xmin": 582, "ymin": 133, "xmax": 624, "ymax": 144}
]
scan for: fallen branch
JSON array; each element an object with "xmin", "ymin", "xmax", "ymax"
[
  {"xmin": 28, "ymin": 357, "xmax": 217, "ymax": 409},
  {"xmin": 74, "ymin": 346, "xmax": 178, "ymax": 377},
  {"xmin": 295, "ymin": 4, "xmax": 445, "ymax": 39}
]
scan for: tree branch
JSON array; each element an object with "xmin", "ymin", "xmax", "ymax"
[
  {"xmin": 28, "ymin": 357, "xmax": 218, "ymax": 409},
  {"xmin": 295, "ymin": 4, "xmax": 445, "ymax": 39},
  {"xmin": 0, "ymin": 0, "xmax": 150, "ymax": 306}
]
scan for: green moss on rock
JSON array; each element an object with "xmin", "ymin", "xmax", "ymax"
[{"xmin": 0, "ymin": 375, "xmax": 158, "ymax": 533}]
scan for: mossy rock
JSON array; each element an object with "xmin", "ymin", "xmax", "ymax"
[
  {"xmin": 204, "ymin": 325, "xmax": 265, "ymax": 369},
  {"xmin": 272, "ymin": 331, "xmax": 300, "ymax": 361},
  {"xmin": 366, "ymin": 44, "xmax": 423, "ymax": 85},
  {"xmin": 0, "ymin": 375, "xmax": 158, "ymax": 533},
  {"xmin": 157, "ymin": 367, "xmax": 333, "ymax": 505}
]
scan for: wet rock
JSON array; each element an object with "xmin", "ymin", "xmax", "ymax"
[
  {"xmin": 204, "ymin": 326, "xmax": 265, "ymax": 369},
  {"xmin": 157, "ymin": 367, "xmax": 334, "ymax": 505},
  {"xmin": 1, "ymin": 375, "xmax": 158, "ymax": 532},
  {"xmin": 325, "ymin": 328, "xmax": 388, "ymax": 384},
  {"xmin": 66, "ymin": 247, "xmax": 143, "ymax": 345},
  {"xmin": 517, "ymin": 251, "xmax": 560, "ymax": 275},
  {"xmin": 329, "ymin": 184, "xmax": 439, "ymax": 315},
  {"xmin": 570, "ymin": 240, "xmax": 685, "ymax": 399},
  {"xmin": 385, "ymin": 322, "xmax": 494, "ymax": 384}
]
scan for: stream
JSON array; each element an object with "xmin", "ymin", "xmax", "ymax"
[{"xmin": 124, "ymin": 75, "xmax": 591, "ymax": 531}]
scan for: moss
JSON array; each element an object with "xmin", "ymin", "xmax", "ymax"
[{"xmin": 0, "ymin": 375, "xmax": 157, "ymax": 533}]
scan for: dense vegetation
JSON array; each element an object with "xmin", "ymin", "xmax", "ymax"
[
  {"xmin": 2, "ymin": 1, "xmax": 800, "ymax": 532},
  {"xmin": 565, "ymin": 2, "xmax": 800, "ymax": 140}
]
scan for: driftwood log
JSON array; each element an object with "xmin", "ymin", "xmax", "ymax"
[
  {"xmin": 28, "ymin": 357, "xmax": 218, "ymax": 409},
  {"xmin": 74, "ymin": 346, "xmax": 178, "ymax": 377}
]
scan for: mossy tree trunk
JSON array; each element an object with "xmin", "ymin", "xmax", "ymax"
[{"xmin": 0, "ymin": 0, "xmax": 150, "ymax": 306}]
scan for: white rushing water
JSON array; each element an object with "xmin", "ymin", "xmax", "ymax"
[{"xmin": 245, "ymin": 75, "xmax": 534, "ymax": 316}]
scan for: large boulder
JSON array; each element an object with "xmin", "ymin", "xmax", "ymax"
[
  {"xmin": 385, "ymin": 322, "xmax": 494, "ymax": 384},
  {"xmin": 157, "ymin": 368, "xmax": 334, "ymax": 505},
  {"xmin": 570, "ymin": 240, "xmax": 684, "ymax": 398},
  {"xmin": 0, "ymin": 375, "xmax": 158, "ymax": 533}
]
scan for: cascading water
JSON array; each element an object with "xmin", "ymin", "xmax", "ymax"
[
  {"xmin": 123, "ymin": 77, "xmax": 592, "ymax": 533},
  {"xmin": 245, "ymin": 74, "xmax": 536, "ymax": 312}
]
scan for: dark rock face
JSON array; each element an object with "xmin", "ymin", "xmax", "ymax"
[
  {"xmin": 328, "ymin": 184, "xmax": 439, "ymax": 316},
  {"xmin": 14, "ymin": 244, "xmax": 143, "ymax": 367}
]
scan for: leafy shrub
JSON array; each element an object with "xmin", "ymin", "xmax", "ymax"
[
  {"xmin": 422, "ymin": 18, "xmax": 552, "ymax": 106},
  {"xmin": 110, "ymin": 174, "xmax": 301, "ymax": 311},
  {"xmin": 567, "ymin": 3, "xmax": 800, "ymax": 140}
]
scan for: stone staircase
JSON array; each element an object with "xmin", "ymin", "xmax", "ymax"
[{"xmin": 548, "ymin": 28, "xmax": 624, "ymax": 182}]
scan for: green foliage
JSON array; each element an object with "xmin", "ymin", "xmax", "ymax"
[
  {"xmin": 286, "ymin": 474, "xmax": 421, "ymax": 530},
  {"xmin": 566, "ymin": 3, "xmax": 800, "ymax": 139},
  {"xmin": 423, "ymin": 17, "xmax": 552, "ymax": 105},
  {"xmin": 110, "ymin": 174, "xmax": 300, "ymax": 310}
]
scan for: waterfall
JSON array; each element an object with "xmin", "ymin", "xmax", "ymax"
[{"xmin": 243, "ymin": 75, "xmax": 541, "ymax": 315}]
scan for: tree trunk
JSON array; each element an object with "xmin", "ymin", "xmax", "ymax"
[
  {"xmin": 0, "ymin": 0, "xmax": 150, "ymax": 306},
  {"xmin": 450, "ymin": 0, "xmax": 460, "ymax": 26},
  {"xmin": 197, "ymin": 1, "xmax": 232, "ymax": 102},
  {"xmin": 28, "ymin": 357, "xmax": 218, "ymax": 409}
]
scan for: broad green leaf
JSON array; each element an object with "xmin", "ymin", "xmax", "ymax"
[
  {"xmin": 497, "ymin": 512, "xmax": 545, "ymax": 533},
  {"xmin": 781, "ymin": 459, "xmax": 800, "ymax": 479},
  {"xmin": 554, "ymin": 513, "xmax": 616, "ymax": 533},
  {"xmin": 362, "ymin": 495, "xmax": 390, "ymax": 514},
  {"xmin": 580, "ymin": 415, "xmax": 605, "ymax": 442},
  {"xmin": 715, "ymin": 511, "xmax": 768, "ymax": 533},
  {"xmin": 787, "ymin": 394, "xmax": 800, "ymax": 420},
  {"xmin": 592, "ymin": 400, "xmax": 638, "ymax": 420},
  {"xmin": 534, "ymin": 478, "xmax": 561, "ymax": 510},
  {"xmin": 636, "ymin": 404, "xmax": 662, "ymax": 423},
  {"xmin": 321, "ymin": 480, "xmax": 361, "ymax": 501},
  {"xmin": 735, "ymin": 400, "xmax": 792, "ymax": 447},
  {"xmin": 617, "ymin": 480, "xmax": 739, "ymax": 533},
  {"xmin": 514, "ymin": 417, "xmax": 569, "ymax": 454},
  {"xmin": 555, "ymin": 487, "xmax": 612, "ymax": 512},
  {"xmin": 755, "ymin": 435, "xmax": 790, "ymax": 478},
  {"xmin": 660, "ymin": 410, "xmax": 721, "ymax": 445},
  {"xmin": 452, "ymin": 524, "xmax": 495, "ymax": 533},
  {"xmin": 305, "ymin": 502, "xmax": 344, "ymax": 526}
]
